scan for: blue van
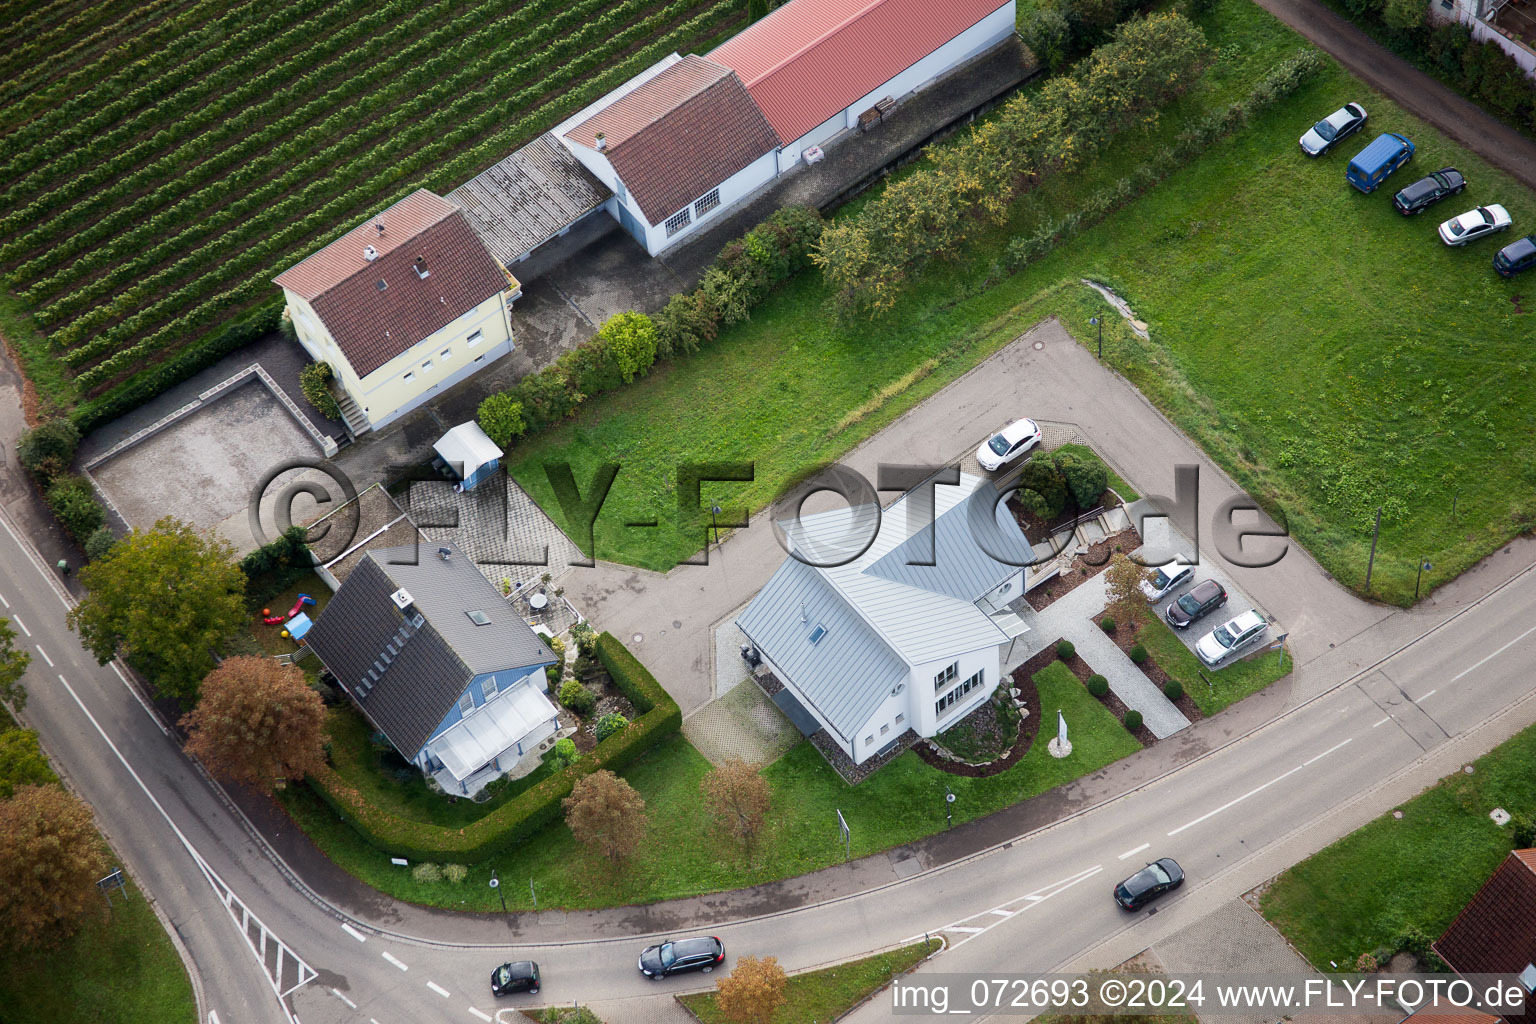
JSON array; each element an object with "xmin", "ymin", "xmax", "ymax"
[{"xmin": 1347, "ymin": 133, "xmax": 1414, "ymax": 193}]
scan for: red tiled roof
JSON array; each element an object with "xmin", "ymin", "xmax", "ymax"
[
  {"xmin": 565, "ymin": 55, "xmax": 780, "ymax": 226},
  {"xmin": 273, "ymin": 190, "xmax": 508, "ymax": 379},
  {"xmin": 1434, "ymin": 849, "xmax": 1536, "ymax": 978},
  {"xmin": 710, "ymin": 0, "xmax": 1008, "ymax": 144}
]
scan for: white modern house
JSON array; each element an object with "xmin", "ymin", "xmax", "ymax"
[
  {"xmin": 273, "ymin": 189, "xmax": 521, "ymax": 437},
  {"xmin": 737, "ymin": 472, "xmax": 1034, "ymax": 767}
]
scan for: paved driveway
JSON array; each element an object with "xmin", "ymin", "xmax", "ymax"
[{"xmin": 567, "ymin": 319, "xmax": 1390, "ymax": 715}]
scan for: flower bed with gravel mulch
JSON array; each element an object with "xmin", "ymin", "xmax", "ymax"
[
  {"xmin": 914, "ymin": 679, "xmax": 1041, "ymax": 778},
  {"xmin": 1098, "ymin": 613, "xmax": 1206, "ymax": 726},
  {"xmin": 1025, "ymin": 528, "xmax": 1140, "ymax": 612}
]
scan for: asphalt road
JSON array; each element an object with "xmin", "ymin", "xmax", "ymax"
[{"xmin": 8, "ymin": 474, "xmax": 1536, "ymax": 1024}]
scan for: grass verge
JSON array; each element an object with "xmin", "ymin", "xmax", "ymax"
[
  {"xmin": 1133, "ymin": 613, "xmax": 1291, "ymax": 716},
  {"xmin": 1259, "ymin": 721, "xmax": 1536, "ymax": 970},
  {"xmin": 283, "ymin": 662, "xmax": 1138, "ymax": 909},
  {"xmin": 678, "ymin": 938, "xmax": 940, "ymax": 1024}
]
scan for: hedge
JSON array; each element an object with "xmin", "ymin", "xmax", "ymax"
[{"xmin": 303, "ymin": 631, "xmax": 679, "ymax": 861}]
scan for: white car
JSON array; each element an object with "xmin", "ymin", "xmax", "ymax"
[
  {"xmin": 1139, "ymin": 560, "xmax": 1195, "ymax": 601},
  {"xmin": 1437, "ymin": 204, "xmax": 1511, "ymax": 246},
  {"xmin": 976, "ymin": 418, "xmax": 1042, "ymax": 472},
  {"xmin": 1195, "ymin": 610, "xmax": 1269, "ymax": 668}
]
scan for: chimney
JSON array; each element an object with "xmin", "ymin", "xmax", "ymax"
[
  {"xmin": 374, "ymin": 218, "xmax": 385, "ymax": 236},
  {"xmin": 437, "ymin": 547, "xmax": 451, "ymax": 562},
  {"xmin": 595, "ymin": 132, "xmax": 607, "ymax": 151},
  {"xmin": 363, "ymin": 244, "xmax": 379, "ymax": 261},
  {"xmin": 414, "ymin": 256, "xmax": 430, "ymax": 280}
]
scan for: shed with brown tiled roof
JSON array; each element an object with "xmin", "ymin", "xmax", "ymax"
[{"xmin": 1434, "ymin": 848, "xmax": 1536, "ymax": 991}]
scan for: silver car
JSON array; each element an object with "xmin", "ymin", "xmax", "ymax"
[
  {"xmin": 1195, "ymin": 610, "xmax": 1268, "ymax": 667},
  {"xmin": 1299, "ymin": 102, "xmax": 1366, "ymax": 157},
  {"xmin": 1438, "ymin": 204, "xmax": 1512, "ymax": 246},
  {"xmin": 1139, "ymin": 559, "xmax": 1194, "ymax": 601}
]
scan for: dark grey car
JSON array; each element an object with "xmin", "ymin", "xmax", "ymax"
[
  {"xmin": 639, "ymin": 936, "xmax": 725, "ymax": 978},
  {"xmin": 1393, "ymin": 167, "xmax": 1465, "ymax": 215},
  {"xmin": 1166, "ymin": 579, "xmax": 1228, "ymax": 629}
]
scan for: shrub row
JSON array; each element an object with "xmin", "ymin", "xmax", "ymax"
[
  {"xmin": 1018, "ymin": 0, "xmax": 1163, "ymax": 73},
  {"xmin": 60, "ymin": 0, "xmax": 739, "ymax": 389},
  {"xmin": 813, "ymin": 13, "xmax": 1212, "ymax": 315},
  {"xmin": 1327, "ymin": 0, "xmax": 1536, "ymax": 135},
  {"xmin": 15, "ymin": 417, "xmax": 110, "ymax": 549},
  {"xmin": 476, "ymin": 206, "xmax": 822, "ymax": 445},
  {"xmin": 304, "ymin": 632, "xmax": 679, "ymax": 861}
]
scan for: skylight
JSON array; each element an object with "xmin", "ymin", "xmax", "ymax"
[
  {"xmin": 809, "ymin": 624, "xmax": 828, "ymax": 645},
  {"xmin": 467, "ymin": 610, "xmax": 491, "ymax": 626}
]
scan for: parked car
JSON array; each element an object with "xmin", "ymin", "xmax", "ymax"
[
  {"xmin": 1494, "ymin": 234, "xmax": 1536, "ymax": 278},
  {"xmin": 639, "ymin": 936, "xmax": 725, "ymax": 979},
  {"xmin": 1165, "ymin": 579, "xmax": 1228, "ymax": 629},
  {"xmin": 1195, "ymin": 610, "xmax": 1269, "ymax": 667},
  {"xmin": 1392, "ymin": 167, "xmax": 1465, "ymax": 215},
  {"xmin": 491, "ymin": 961, "xmax": 540, "ymax": 996},
  {"xmin": 1298, "ymin": 102, "xmax": 1366, "ymax": 157},
  {"xmin": 1438, "ymin": 204, "xmax": 1511, "ymax": 246},
  {"xmin": 1114, "ymin": 858, "xmax": 1184, "ymax": 911},
  {"xmin": 976, "ymin": 418, "xmax": 1043, "ymax": 472},
  {"xmin": 1346, "ymin": 133, "xmax": 1414, "ymax": 193},
  {"xmin": 1139, "ymin": 559, "xmax": 1194, "ymax": 601}
]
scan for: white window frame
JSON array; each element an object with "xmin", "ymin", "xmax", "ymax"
[
  {"xmin": 466, "ymin": 329, "xmax": 484, "ymax": 348},
  {"xmin": 458, "ymin": 692, "xmax": 474, "ymax": 717},
  {"xmin": 441, "ymin": 347, "xmax": 452, "ymax": 361},
  {"xmin": 482, "ymin": 676, "xmax": 498, "ymax": 701},
  {"xmin": 402, "ymin": 370, "xmax": 414, "ymax": 382},
  {"xmin": 935, "ymin": 668, "xmax": 985, "ymax": 719},
  {"xmin": 934, "ymin": 661, "xmax": 958, "ymax": 693},
  {"xmin": 694, "ymin": 188, "xmax": 721, "ymax": 218},
  {"xmin": 420, "ymin": 359, "xmax": 433, "ymax": 373},
  {"xmin": 664, "ymin": 207, "xmax": 692, "ymax": 237}
]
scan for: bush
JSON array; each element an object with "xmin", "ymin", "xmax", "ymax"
[
  {"xmin": 1053, "ymin": 450, "xmax": 1109, "ymax": 509},
  {"xmin": 1087, "ymin": 674, "xmax": 1109, "ymax": 697},
  {"xmin": 570, "ymin": 621, "xmax": 598, "ymax": 658},
  {"xmin": 1056, "ymin": 639, "xmax": 1076, "ymax": 660},
  {"xmin": 1511, "ymin": 813, "xmax": 1536, "ymax": 849},
  {"xmin": 1356, "ymin": 952, "xmax": 1379, "ymax": 973},
  {"xmin": 558, "ymin": 680, "xmax": 596, "ymax": 716},
  {"xmin": 443, "ymin": 863, "xmax": 468, "ymax": 884},
  {"xmin": 15, "ymin": 418, "xmax": 80, "ymax": 484},
  {"xmin": 476, "ymin": 393, "xmax": 526, "ymax": 448},
  {"xmin": 240, "ymin": 526, "xmax": 312, "ymax": 604},
  {"xmin": 84, "ymin": 526, "xmax": 118, "ymax": 562},
  {"xmin": 298, "ymin": 361, "xmax": 341, "ymax": 421},
  {"xmin": 594, "ymin": 712, "xmax": 629, "ymax": 742},
  {"xmin": 1100, "ymin": 616, "xmax": 1116, "ymax": 633},
  {"xmin": 1163, "ymin": 679, "xmax": 1184, "ymax": 702},
  {"xmin": 547, "ymin": 736, "xmax": 578, "ymax": 770},
  {"xmin": 303, "ymin": 633, "xmax": 679, "ymax": 862},
  {"xmin": 1129, "ymin": 643, "xmax": 1149, "ymax": 665},
  {"xmin": 411, "ymin": 862, "xmax": 442, "ymax": 884},
  {"xmin": 1018, "ymin": 460, "xmax": 1070, "ymax": 519},
  {"xmin": 1020, "ymin": 6, "xmax": 1074, "ymax": 70},
  {"xmin": 1123, "ymin": 709, "xmax": 1143, "ymax": 731},
  {"xmin": 46, "ymin": 474, "xmax": 105, "ymax": 542}
]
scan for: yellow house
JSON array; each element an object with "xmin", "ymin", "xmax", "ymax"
[{"xmin": 274, "ymin": 189, "xmax": 520, "ymax": 436}]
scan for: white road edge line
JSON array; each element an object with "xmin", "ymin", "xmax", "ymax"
[
  {"xmin": 35, "ymin": 645, "xmax": 53, "ymax": 667},
  {"xmin": 1117, "ymin": 843, "xmax": 1150, "ymax": 860},
  {"xmin": 1450, "ymin": 621, "xmax": 1536, "ymax": 684},
  {"xmin": 382, "ymin": 951, "xmax": 408, "ymax": 971},
  {"xmin": 1417, "ymin": 688, "xmax": 1438, "ymax": 701},
  {"xmin": 331, "ymin": 989, "xmax": 357, "ymax": 1010},
  {"xmin": 341, "ymin": 923, "xmax": 366, "ymax": 942},
  {"xmin": 1372, "ymin": 717, "xmax": 1390, "ymax": 728},
  {"xmin": 427, "ymin": 981, "xmax": 450, "ymax": 998},
  {"xmin": 469, "ymin": 1008, "xmax": 493, "ymax": 1022},
  {"xmin": 12, "ymin": 614, "xmax": 29, "ymax": 637}
]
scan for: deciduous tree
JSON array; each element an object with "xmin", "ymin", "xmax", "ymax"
[
  {"xmin": 562, "ymin": 769, "xmax": 646, "ymax": 865},
  {"xmin": 715, "ymin": 955, "xmax": 787, "ymax": 1024},
  {"xmin": 67, "ymin": 517, "xmax": 246, "ymax": 703},
  {"xmin": 180, "ymin": 656, "xmax": 326, "ymax": 793},
  {"xmin": 0, "ymin": 729, "xmax": 56, "ymax": 798},
  {"xmin": 0, "ymin": 617, "xmax": 30, "ymax": 711},
  {"xmin": 0, "ymin": 784, "xmax": 111, "ymax": 949},
  {"xmin": 1103, "ymin": 553, "xmax": 1153, "ymax": 625},
  {"xmin": 701, "ymin": 758, "xmax": 771, "ymax": 854}
]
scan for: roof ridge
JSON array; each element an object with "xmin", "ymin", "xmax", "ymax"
[
  {"xmin": 274, "ymin": 189, "xmax": 458, "ymax": 295},
  {"xmin": 736, "ymin": 0, "xmax": 885, "ymax": 87},
  {"xmin": 607, "ymin": 56, "xmax": 733, "ymax": 151}
]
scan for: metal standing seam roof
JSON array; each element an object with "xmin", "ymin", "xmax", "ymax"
[
  {"xmin": 563, "ymin": 54, "xmax": 781, "ymax": 225},
  {"xmin": 303, "ymin": 542, "xmax": 555, "ymax": 758},
  {"xmin": 709, "ymin": 0, "xmax": 1010, "ymax": 144},
  {"xmin": 433, "ymin": 421, "xmax": 503, "ymax": 477},
  {"xmin": 737, "ymin": 473, "xmax": 1029, "ymax": 738},
  {"xmin": 1433, "ymin": 849, "xmax": 1536, "ymax": 978},
  {"xmin": 867, "ymin": 483, "xmax": 1034, "ymax": 602},
  {"xmin": 446, "ymin": 134, "xmax": 612, "ymax": 265},
  {"xmin": 272, "ymin": 189, "xmax": 509, "ymax": 379}
]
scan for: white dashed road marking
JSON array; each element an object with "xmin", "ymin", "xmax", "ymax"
[
  {"xmin": 1450, "ymin": 622, "xmax": 1536, "ymax": 684},
  {"xmin": 428, "ymin": 981, "xmax": 450, "ymax": 998},
  {"xmin": 35, "ymin": 645, "xmax": 53, "ymax": 667},
  {"xmin": 1372, "ymin": 717, "xmax": 1390, "ymax": 728},
  {"xmin": 342, "ymin": 923, "xmax": 366, "ymax": 942},
  {"xmin": 1118, "ymin": 843, "xmax": 1150, "ymax": 860},
  {"xmin": 331, "ymin": 989, "xmax": 357, "ymax": 1010},
  {"xmin": 469, "ymin": 1009, "xmax": 493, "ymax": 1022},
  {"xmin": 989, "ymin": 908, "xmax": 1013, "ymax": 917},
  {"xmin": 0, "ymin": 590, "xmax": 9, "ymax": 607},
  {"xmin": 382, "ymin": 951, "xmax": 408, "ymax": 971},
  {"xmin": 1170, "ymin": 738, "xmax": 1354, "ymax": 836},
  {"xmin": 1417, "ymin": 688, "xmax": 1438, "ymax": 701},
  {"xmin": 12, "ymin": 615, "xmax": 28, "ymax": 636}
]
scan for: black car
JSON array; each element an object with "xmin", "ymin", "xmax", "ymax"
[
  {"xmin": 1494, "ymin": 234, "xmax": 1536, "ymax": 278},
  {"xmin": 1392, "ymin": 167, "xmax": 1466, "ymax": 215},
  {"xmin": 491, "ymin": 960, "xmax": 540, "ymax": 996},
  {"xmin": 1114, "ymin": 858, "xmax": 1184, "ymax": 911},
  {"xmin": 1165, "ymin": 579, "xmax": 1228, "ymax": 629},
  {"xmin": 639, "ymin": 936, "xmax": 725, "ymax": 978}
]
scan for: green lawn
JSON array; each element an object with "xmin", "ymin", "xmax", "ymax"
[
  {"xmin": 1134, "ymin": 613, "xmax": 1291, "ymax": 716},
  {"xmin": 1259, "ymin": 722, "xmax": 1536, "ymax": 970},
  {"xmin": 679, "ymin": 939, "xmax": 939, "ymax": 1024},
  {"xmin": 507, "ymin": 0, "xmax": 1534, "ymax": 604},
  {"xmin": 284, "ymin": 661, "xmax": 1138, "ymax": 909}
]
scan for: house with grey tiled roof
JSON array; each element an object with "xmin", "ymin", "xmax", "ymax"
[
  {"xmin": 304, "ymin": 541, "xmax": 558, "ymax": 796},
  {"xmin": 273, "ymin": 189, "xmax": 521, "ymax": 438},
  {"xmin": 736, "ymin": 472, "xmax": 1033, "ymax": 768}
]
